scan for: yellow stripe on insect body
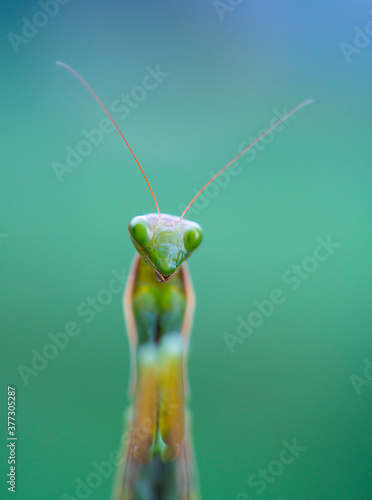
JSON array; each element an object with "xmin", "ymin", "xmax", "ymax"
[
  {"xmin": 129, "ymin": 344, "xmax": 158, "ymax": 462},
  {"xmin": 129, "ymin": 335, "xmax": 186, "ymax": 463},
  {"xmin": 158, "ymin": 335, "xmax": 186, "ymax": 461}
]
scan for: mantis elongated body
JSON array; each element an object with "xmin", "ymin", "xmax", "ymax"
[{"xmin": 56, "ymin": 61, "xmax": 312, "ymax": 499}]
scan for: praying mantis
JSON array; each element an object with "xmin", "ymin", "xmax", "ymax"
[{"xmin": 56, "ymin": 61, "xmax": 312, "ymax": 499}]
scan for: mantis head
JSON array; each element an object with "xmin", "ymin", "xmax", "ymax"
[
  {"xmin": 128, "ymin": 213, "xmax": 202, "ymax": 282},
  {"xmin": 56, "ymin": 61, "xmax": 312, "ymax": 281}
]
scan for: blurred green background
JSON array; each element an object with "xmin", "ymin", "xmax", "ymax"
[{"xmin": 1, "ymin": 1, "xmax": 372, "ymax": 499}]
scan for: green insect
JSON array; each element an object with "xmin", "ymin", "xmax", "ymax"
[{"xmin": 57, "ymin": 61, "xmax": 312, "ymax": 499}]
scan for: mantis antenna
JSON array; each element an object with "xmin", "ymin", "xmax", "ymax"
[
  {"xmin": 180, "ymin": 98, "xmax": 313, "ymax": 221},
  {"xmin": 56, "ymin": 61, "xmax": 161, "ymax": 218}
]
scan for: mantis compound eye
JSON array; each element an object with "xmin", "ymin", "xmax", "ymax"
[
  {"xmin": 183, "ymin": 225, "xmax": 203, "ymax": 253},
  {"xmin": 129, "ymin": 216, "xmax": 152, "ymax": 248}
]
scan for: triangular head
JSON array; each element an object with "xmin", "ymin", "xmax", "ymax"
[{"xmin": 128, "ymin": 213, "xmax": 202, "ymax": 282}]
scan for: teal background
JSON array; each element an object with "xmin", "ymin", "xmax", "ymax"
[{"xmin": 1, "ymin": 1, "xmax": 372, "ymax": 499}]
